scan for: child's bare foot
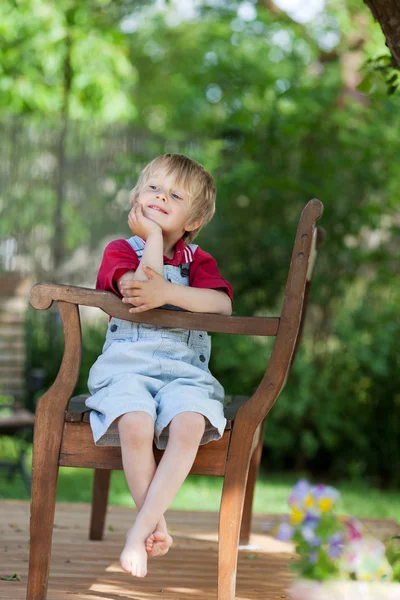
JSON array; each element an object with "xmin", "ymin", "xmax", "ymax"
[
  {"xmin": 145, "ymin": 530, "xmax": 173, "ymax": 557},
  {"xmin": 120, "ymin": 526, "xmax": 148, "ymax": 577}
]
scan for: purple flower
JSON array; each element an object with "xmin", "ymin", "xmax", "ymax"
[
  {"xmin": 276, "ymin": 522, "xmax": 294, "ymax": 542},
  {"xmin": 303, "ymin": 512, "xmax": 319, "ymax": 527},
  {"xmin": 301, "ymin": 525, "xmax": 321, "ymax": 547},
  {"xmin": 313, "ymin": 484, "xmax": 327, "ymax": 498},
  {"xmin": 328, "ymin": 543, "xmax": 343, "ymax": 559},
  {"xmin": 328, "ymin": 532, "xmax": 344, "ymax": 559},
  {"xmin": 330, "ymin": 532, "xmax": 344, "ymax": 545},
  {"xmin": 309, "ymin": 551, "xmax": 318, "ymax": 564},
  {"xmin": 312, "ymin": 484, "xmax": 340, "ymax": 512},
  {"xmin": 288, "ymin": 480, "xmax": 311, "ymax": 508}
]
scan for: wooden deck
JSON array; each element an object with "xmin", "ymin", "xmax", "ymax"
[{"xmin": 1, "ymin": 501, "xmax": 399, "ymax": 600}]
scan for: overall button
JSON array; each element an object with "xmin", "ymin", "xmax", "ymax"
[
  {"xmin": 110, "ymin": 324, "xmax": 118, "ymax": 332},
  {"xmin": 199, "ymin": 354, "xmax": 206, "ymax": 362}
]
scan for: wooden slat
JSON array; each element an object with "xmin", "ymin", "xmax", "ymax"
[
  {"xmin": 224, "ymin": 395, "xmax": 251, "ymax": 421},
  {"xmin": 30, "ymin": 283, "xmax": 280, "ymax": 337},
  {"xmin": 59, "ymin": 421, "xmax": 231, "ymax": 476},
  {"xmin": 0, "ymin": 408, "xmax": 34, "ymax": 431},
  {"xmin": 0, "ymin": 325, "xmax": 25, "ymax": 336},
  {"xmin": 0, "ymin": 355, "xmax": 25, "ymax": 365},
  {"xmin": 0, "ymin": 313, "xmax": 25, "ymax": 324},
  {"xmin": 66, "ymin": 394, "xmax": 246, "ymax": 423},
  {"xmin": 0, "ymin": 365, "xmax": 24, "ymax": 374},
  {"xmin": 0, "ymin": 501, "xmax": 295, "ymax": 600},
  {"xmin": 0, "ymin": 375, "xmax": 25, "ymax": 382},
  {"xmin": 64, "ymin": 411, "xmax": 85, "ymax": 423},
  {"xmin": 2, "ymin": 500, "xmax": 399, "ymax": 600},
  {"xmin": 77, "ymin": 411, "xmax": 233, "ymax": 430},
  {"xmin": 0, "ymin": 383, "xmax": 24, "ymax": 394},
  {"xmin": 0, "ymin": 383, "xmax": 25, "ymax": 393},
  {"xmin": 0, "ymin": 340, "xmax": 25, "ymax": 350},
  {"xmin": 28, "ymin": 303, "xmax": 82, "ymax": 600}
]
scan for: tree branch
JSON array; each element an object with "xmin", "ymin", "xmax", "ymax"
[{"xmin": 364, "ymin": 0, "xmax": 400, "ymax": 66}]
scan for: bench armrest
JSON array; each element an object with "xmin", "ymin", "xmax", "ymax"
[{"xmin": 30, "ymin": 283, "xmax": 279, "ymax": 337}]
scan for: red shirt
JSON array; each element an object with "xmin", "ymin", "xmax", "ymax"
[{"xmin": 96, "ymin": 238, "xmax": 233, "ymax": 304}]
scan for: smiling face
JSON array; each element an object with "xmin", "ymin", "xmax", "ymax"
[
  {"xmin": 136, "ymin": 168, "xmax": 201, "ymax": 243},
  {"xmin": 130, "ymin": 154, "xmax": 216, "ymax": 245}
]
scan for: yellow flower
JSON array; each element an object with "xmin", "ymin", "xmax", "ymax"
[
  {"xmin": 290, "ymin": 508, "xmax": 304, "ymax": 525},
  {"xmin": 304, "ymin": 494, "xmax": 314, "ymax": 509},
  {"xmin": 318, "ymin": 497, "xmax": 334, "ymax": 512},
  {"xmin": 359, "ymin": 573, "xmax": 373, "ymax": 581},
  {"xmin": 378, "ymin": 568, "xmax": 386, "ymax": 578}
]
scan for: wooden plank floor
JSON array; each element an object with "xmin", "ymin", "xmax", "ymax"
[{"xmin": 1, "ymin": 500, "xmax": 399, "ymax": 600}]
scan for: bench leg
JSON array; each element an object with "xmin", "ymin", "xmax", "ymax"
[
  {"xmin": 89, "ymin": 469, "xmax": 111, "ymax": 541},
  {"xmin": 218, "ymin": 434, "xmax": 252, "ymax": 600},
  {"xmin": 27, "ymin": 424, "xmax": 60, "ymax": 600},
  {"xmin": 239, "ymin": 419, "xmax": 266, "ymax": 545}
]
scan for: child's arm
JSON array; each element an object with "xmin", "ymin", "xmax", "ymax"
[
  {"xmin": 167, "ymin": 283, "xmax": 232, "ymax": 315},
  {"xmin": 117, "ymin": 204, "xmax": 164, "ymax": 291},
  {"xmin": 121, "ymin": 266, "xmax": 232, "ymax": 316}
]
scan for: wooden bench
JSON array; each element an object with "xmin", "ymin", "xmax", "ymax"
[{"xmin": 26, "ymin": 199, "xmax": 324, "ymax": 600}]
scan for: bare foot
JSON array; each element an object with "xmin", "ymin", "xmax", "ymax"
[
  {"xmin": 120, "ymin": 526, "xmax": 148, "ymax": 577},
  {"xmin": 145, "ymin": 530, "xmax": 173, "ymax": 557}
]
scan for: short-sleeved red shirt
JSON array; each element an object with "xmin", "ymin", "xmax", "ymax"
[{"xmin": 96, "ymin": 237, "xmax": 233, "ymax": 305}]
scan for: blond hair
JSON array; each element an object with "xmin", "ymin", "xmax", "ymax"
[{"xmin": 129, "ymin": 153, "xmax": 216, "ymax": 244}]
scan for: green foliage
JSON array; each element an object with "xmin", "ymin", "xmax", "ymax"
[
  {"xmin": 25, "ymin": 306, "xmax": 106, "ymax": 405},
  {"xmin": 0, "ymin": 574, "xmax": 21, "ymax": 582},
  {"xmin": 358, "ymin": 55, "xmax": 400, "ymax": 96},
  {"xmin": 2, "ymin": 0, "xmax": 400, "ymax": 484},
  {"xmin": 385, "ymin": 537, "xmax": 400, "ymax": 583},
  {"xmin": 266, "ymin": 280, "xmax": 400, "ymax": 485},
  {"xmin": 291, "ymin": 524, "xmax": 341, "ymax": 580},
  {"xmin": 0, "ymin": 0, "xmax": 145, "ymax": 120}
]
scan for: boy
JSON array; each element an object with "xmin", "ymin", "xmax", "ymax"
[{"xmin": 86, "ymin": 154, "xmax": 233, "ymax": 578}]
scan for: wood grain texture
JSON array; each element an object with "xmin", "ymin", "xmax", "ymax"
[
  {"xmin": 218, "ymin": 417, "xmax": 255, "ymax": 598},
  {"xmin": 215, "ymin": 199, "xmax": 323, "ymax": 598},
  {"xmin": 89, "ymin": 469, "xmax": 111, "ymax": 541},
  {"xmin": 30, "ymin": 283, "xmax": 279, "ymax": 336},
  {"xmin": 27, "ymin": 302, "xmax": 82, "ymax": 600},
  {"xmin": 26, "ymin": 200, "xmax": 324, "ymax": 600},
  {"xmin": 240, "ymin": 419, "xmax": 266, "ymax": 545},
  {"xmin": 3, "ymin": 500, "xmax": 399, "ymax": 600},
  {"xmin": 59, "ymin": 421, "xmax": 231, "ymax": 476}
]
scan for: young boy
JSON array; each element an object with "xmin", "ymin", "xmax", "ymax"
[{"xmin": 86, "ymin": 153, "xmax": 233, "ymax": 578}]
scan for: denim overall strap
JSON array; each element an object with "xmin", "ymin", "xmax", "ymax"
[
  {"xmin": 126, "ymin": 235, "xmax": 145, "ymax": 258},
  {"xmin": 125, "ymin": 236, "xmax": 198, "ymax": 311},
  {"xmin": 126, "ymin": 236, "xmax": 198, "ymax": 276}
]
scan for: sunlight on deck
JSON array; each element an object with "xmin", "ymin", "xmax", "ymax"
[{"xmin": 1, "ymin": 500, "xmax": 398, "ymax": 600}]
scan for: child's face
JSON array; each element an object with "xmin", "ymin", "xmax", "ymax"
[{"xmin": 136, "ymin": 168, "xmax": 197, "ymax": 240}]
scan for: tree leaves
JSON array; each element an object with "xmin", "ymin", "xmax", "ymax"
[{"xmin": 1, "ymin": 574, "xmax": 22, "ymax": 582}]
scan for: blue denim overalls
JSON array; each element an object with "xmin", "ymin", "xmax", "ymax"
[{"xmin": 86, "ymin": 236, "xmax": 226, "ymax": 449}]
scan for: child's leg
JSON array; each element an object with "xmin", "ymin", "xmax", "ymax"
[
  {"xmin": 120, "ymin": 411, "xmax": 206, "ymax": 577},
  {"xmin": 117, "ymin": 412, "xmax": 172, "ymax": 565}
]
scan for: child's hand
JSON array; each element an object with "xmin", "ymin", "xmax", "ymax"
[
  {"xmin": 128, "ymin": 202, "xmax": 162, "ymax": 240},
  {"xmin": 120, "ymin": 266, "xmax": 171, "ymax": 312}
]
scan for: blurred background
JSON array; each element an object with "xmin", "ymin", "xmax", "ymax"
[{"xmin": 0, "ymin": 0, "xmax": 399, "ymax": 515}]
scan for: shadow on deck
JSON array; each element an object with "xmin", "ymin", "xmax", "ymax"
[{"xmin": 1, "ymin": 500, "xmax": 399, "ymax": 599}]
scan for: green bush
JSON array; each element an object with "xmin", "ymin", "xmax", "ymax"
[
  {"xmin": 25, "ymin": 306, "xmax": 106, "ymax": 407},
  {"xmin": 265, "ymin": 280, "xmax": 400, "ymax": 486},
  {"xmin": 25, "ymin": 281, "xmax": 400, "ymax": 486}
]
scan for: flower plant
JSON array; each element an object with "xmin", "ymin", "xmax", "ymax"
[{"xmin": 275, "ymin": 480, "xmax": 400, "ymax": 583}]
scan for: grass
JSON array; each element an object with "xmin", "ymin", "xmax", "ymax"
[{"xmin": 1, "ymin": 439, "xmax": 399, "ymax": 522}]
